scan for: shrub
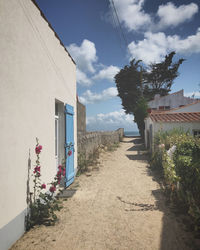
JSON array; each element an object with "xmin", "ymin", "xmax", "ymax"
[
  {"xmin": 26, "ymin": 138, "xmax": 70, "ymax": 230},
  {"xmin": 151, "ymin": 130, "xmax": 200, "ymax": 230}
]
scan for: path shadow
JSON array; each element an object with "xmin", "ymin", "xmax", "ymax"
[
  {"xmin": 58, "ymin": 181, "xmax": 80, "ymax": 199},
  {"xmin": 148, "ymin": 168, "xmax": 198, "ymax": 250},
  {"xmin": 124, "ymin": 138, "xmax": 198, "ymax": 249},
  {"xmin": 125, "ymin": 137, "xmax": 148, "ymax": 162},
  {"xmin": 126, "ymin": 153, "xmax": 149, "ymax": 162}
]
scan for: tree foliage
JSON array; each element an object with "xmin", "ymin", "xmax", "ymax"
[
  {"xmin": 115, "ymin": 59, "xmax": 142, "ymax": 115},
  {"xmin": 114, "ymin": 52, "xmax": 185, "ymax": 137},
  {"xmin": 144, "ymin": 52, "xmax": 185, "ymax": 99},
  {"xmin": 133, "ymin": 97, "xmax": 148, "ymax": 138}
]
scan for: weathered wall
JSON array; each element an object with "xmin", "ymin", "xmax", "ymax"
[
  {"xmin": 78, "ymin": 128, "xmax": 124, "ymax": 159},
  {"xmin": 77, "ymin": 100, "xmax": 86, "ymax": 133},
  {"xmin": 0, "ymin": 1, "xmax": 77, "ymax": 249}
]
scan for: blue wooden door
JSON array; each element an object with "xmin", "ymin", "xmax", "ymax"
[{"xmin": 65, "ymin": 104, "xmax": 75, "ymax": 187}]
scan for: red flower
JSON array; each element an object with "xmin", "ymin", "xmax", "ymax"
[
  {"xmin": 49, "ymin": 186, "xmax": 56, "ymax": 193},
  {"xmin": 34, "ymin": 166, "xmax": 41, "ymax": 174},
  {"xmin": 41, "ymin": 184, "xmax": 46, "ymax": 189},
  {"xmin": 68, "ymin": 150, "xmax": 72, "ymax": 156},
  {"xmin": 35, "ymin": 145, "xmax": 42, "ymax": 154}
]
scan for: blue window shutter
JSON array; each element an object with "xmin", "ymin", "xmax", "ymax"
[{"xmin": 65, "ymin": 104, "xmax": 75, "ymax": 187}]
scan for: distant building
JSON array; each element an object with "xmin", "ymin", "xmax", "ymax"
[
  {"xmin": 167, "ymin": 100, "xmax": 200, "ymax": 113},
  {"xmin": 147, "ymin": 90, "xmax": 195, "ymax": 112},
  {"xmin": 145, "ymin": 112, "xmax": 200, "ymax": 151},
  {"xmin": 145, "ymin": 90, "xmax": 200, "ymax": 151}
]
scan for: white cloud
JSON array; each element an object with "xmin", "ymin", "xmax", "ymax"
[
  {"xmin": 128, "ymin": 28, "xmax": 200, "ymax": 64},
  {"xmin": 79, "ymin": 87, "xmax": 118, "ymax": 104},
  {"xmin": 76, "ymin": 69, "xmax": 92, "ymax": 86},
  {"xmin": 93, "ymin": 65, "xmax": 120, "ymax": 81},
  {"xmin": 156, "ymin": 2, "xmax": 198, "ymax": 30},
  {"xmin": 109, "ymin": 0, "xmax": 151, "ymax": 32},
  {"xmin": 86, "ymin": 109, "xmax": 137, "ymax": 131},
  {"xmin": 109, "ymin": 1, "xmax": 198, "ymax": 32},
  {"xmin": 67, "ymin": 39, "xmax": 97, "ymax": 73},
  {"xmin": 185, "ymin": 91, "xmax": 200, "ymax": 98},
  {"xmin": 169, "ymin": 28, "xmax": 200, "ymax": 54}
]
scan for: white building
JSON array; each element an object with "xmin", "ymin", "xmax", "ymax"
[
  {"xmin": 148, "ymin": 90, "xmax": 195, "ymax": 111},
  {"xmin": 0, "ymin": 0, "xmax": 77, "ymax": 249},
  {"xmin": 168, "ymin": 100, "xmax": 200, "ymax": 113},
  {"xmin": 145, "ymin": 112, "xmax": 200, "ymax": 151}
]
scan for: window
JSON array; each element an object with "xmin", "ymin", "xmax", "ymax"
[
  {"xmin": 55, "ymin": 118, "xmax": 59, "ymax": 158},
  {"xmin": 55, "ymin": 101, "xmax": 65, "ymax": 166},
  {"xmin": 193, "ymin": 130, "xmax": 200, "ymax": 138}
]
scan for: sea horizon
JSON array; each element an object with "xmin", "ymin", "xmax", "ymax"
[{"xmin": 124, "ymin": 131, "xmax": 140, "ymax": 136}]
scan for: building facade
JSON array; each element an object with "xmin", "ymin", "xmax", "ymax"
[
  {"xmin": 145, "ymin": 112, "xmax": 200, "ymax": 151},
  {"xmin": 148, "ymin": 90, "xmax": 195, "ymax": 111},
  {"xmin": 0, "ymin": 0, "xmax": 77, "ymax": 249}
]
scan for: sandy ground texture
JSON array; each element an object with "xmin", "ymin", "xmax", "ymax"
[{"xmin": 11, "ymin": 137, "xmax": 197, "ymax": 250}]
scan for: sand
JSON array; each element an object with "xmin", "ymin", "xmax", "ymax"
[{"xmin": 11, "ymin": 137, "xmax": 195, "ymax": 250}]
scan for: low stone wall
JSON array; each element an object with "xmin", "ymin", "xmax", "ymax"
[{"xmin": 77, "ymin": 128, "xmax": 124, "ymax": 159}]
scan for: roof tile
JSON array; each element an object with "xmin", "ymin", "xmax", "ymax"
[{"xmin": 150, "ymin": 112, "xmax": 200, "ymax": 123}]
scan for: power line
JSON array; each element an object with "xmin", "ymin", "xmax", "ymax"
[
  {"xmin": 110, "ymin": 0, "xmax": 129, "ymax": 48},
  {"xmin": 110, "ymin": 2, "xmax": 125, "ymax": 53}
]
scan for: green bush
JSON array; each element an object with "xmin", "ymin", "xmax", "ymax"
[
  {"xmin": 151, "ymin": 130, "xmax": 200, "ymax": 230},
  {"xmin": 150, "ymin": 149, "xmax": 163, "ymax": 171}
]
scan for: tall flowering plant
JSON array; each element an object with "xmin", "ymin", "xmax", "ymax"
[{"xmin": 26, "ymin": 138, "xmax": 71, "ymax": 229}]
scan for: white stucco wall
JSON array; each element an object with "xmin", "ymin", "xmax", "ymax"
[
  {"xmin": 151, "ymin": 122, "xmax": 200, "ymax": 151},
  {"xmin": 144, "ymin": 117, "xmax": 153, "ymax": 149},
  {"xmin": 169, "ymin": 102, "xmax": 200, "ymax": 113},
  {"xmin": 0, "ymin": 0, "xmax": 77, "ymax": 249},
  {"xmin": 145, "ymin": 115, "xmax": 200, "ymax": 151},
  {"xmin": 153, "ymin": 122, "xmax": 200, "ymax": 135},
  {"xmin": 148, "ymin": 90, "xmax": 194, "ymax": 109}
]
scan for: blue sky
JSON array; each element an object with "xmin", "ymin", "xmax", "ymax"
[{"xmin": 36, "ymin": 0, "xmax": 200, "ymax": 131}]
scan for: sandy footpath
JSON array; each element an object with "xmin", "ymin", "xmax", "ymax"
[{"xmin": 11, "ymin": 137, "xmax": 195, "ymax": 250}]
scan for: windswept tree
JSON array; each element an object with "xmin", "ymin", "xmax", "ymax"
[
  {"xmin": 115, "ymin": 52, "xmax": 185, "ymax": 138},
  {"xmin": 115, "ymin": 59, "xmax": 143, "ymax": 115},
  {"xmin": 144, "ymin": 52, "xmax": 185, "ymax": 99}
]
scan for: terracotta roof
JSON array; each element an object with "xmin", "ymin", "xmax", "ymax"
[
  {"xmin": 31, "ymin": 0, "xmax": 76, "ymax": 65},
  {"xmin": 150, "ymin": 112, "xmax": 200, "ymax": 123}
]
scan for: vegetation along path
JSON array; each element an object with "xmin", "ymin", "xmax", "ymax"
[{"xmin": 12, "ymin": 137, "xmax": 195, "ymax": 250}]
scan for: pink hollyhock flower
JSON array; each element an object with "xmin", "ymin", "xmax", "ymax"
[
  {"xmin": 35, "ymin": 145, "xmax": 42, "ymax": 154},
  {"xmin": 57, "ymin": 171, "xmax": 62, "ymax": 177},
  {"xmin": 68, "ymin": 150, "xmax": 72, "ymax": 156},
  {"xmin": 41, "ymin": 184, "xmax": 46, "ymax": 189},
  {"xmin": 34, "ymin": 166, "xmax": 40, "ymax": 174},
  {"xmin": 49, "ymin": 186, "xmax": 56, "ymax": 193},
  {"xmin": 158, "ymin": 144, "xmax": 165, "ymax": 149}
]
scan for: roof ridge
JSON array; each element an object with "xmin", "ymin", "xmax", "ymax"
[
  {"xmin": 167, "ymin": 100, "xmax": 200, "ymax": 111},
  {"xmin": 31, "ymin": 0, "xmax": 76, "ymax": 65},
  {"xmin": 149, "ymin": 111, "xmax": 200, "ymax": 122}
]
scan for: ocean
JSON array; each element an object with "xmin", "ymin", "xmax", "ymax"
[{"xmin": 124, "ymin": 131, "xmax": 140, "ymax": 136}]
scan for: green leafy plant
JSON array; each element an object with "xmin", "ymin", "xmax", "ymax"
[
  {"xmin": 26, "ymin": 138, "xmax": 71, "ymax": 230},
  {"xmin": 151, "ymin": 130, "xmax": 200, "ymax": 231}
]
